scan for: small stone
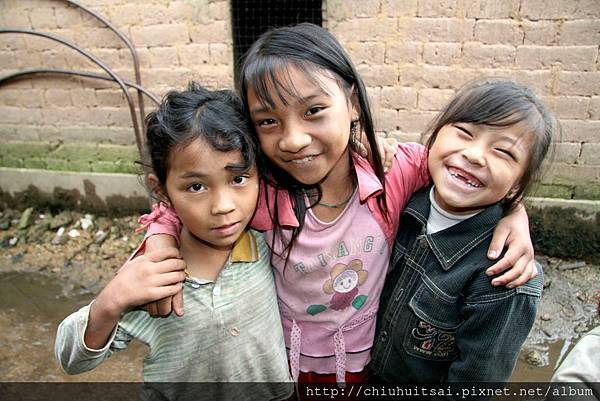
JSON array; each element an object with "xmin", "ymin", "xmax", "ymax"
[
  {"xmin": 9, "ymin": 237, "xmax": 18, "ymax": 246},
  {"xmin": 525, "ymin": 350, "xmax": 545, "ymax": 367},
  {"xmin": 80, "ymin": 215, "xmax": 94, "ymax": 231},
  {"xmin": 18, "ymin": 207, "xmax": 34, "ymax": 229},
  {"xmin": 49, "ymin": 212, "xmax": 72, "ymax": 230},
  {"xmin": 541, "ymin": 313, "xmax": 552, "ymax": 321},
  {"xmin": 67, "ymin": 229, "xmax": 80, "ymax": 238},
  {"xmin": 575, "ymin": 323, "xmax": 588, "ymax": 333},
  {"xmin": 94, "ymin": 230, "xmax": 108, "ymax": 245},
  {"xmin": 558, "ymin": 261, "xmax": 586, "ymax": 271},
  {"xmin": 576, "ymin": 292, "xmax": 586, "ymax": 302}
]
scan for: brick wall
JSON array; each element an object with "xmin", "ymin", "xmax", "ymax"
[{"xmin": 0, "ymin": 0, "xmax": 599, "ymax": 200}]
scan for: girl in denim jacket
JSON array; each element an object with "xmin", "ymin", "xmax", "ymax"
[{"xmin": 370, "ymin": 78, "xmax": 555, "ymax": 384}]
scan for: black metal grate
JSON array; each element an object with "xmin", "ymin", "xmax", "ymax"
[{"xmin": 231, "ymin": 0, "xmax": 323, "ymax": 86}]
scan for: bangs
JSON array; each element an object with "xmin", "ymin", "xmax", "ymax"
[
  {"xmin": 243, "ymin": 56, "xmax": 337, "ymax": 109},
  {"xmin": 448, "ymin": 84, "xmax": 545, "ymax": 135}
]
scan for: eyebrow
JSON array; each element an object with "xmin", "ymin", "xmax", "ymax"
[
  {"xmin": 178, "ymin": 163, "xmax": 249, "ymax": 179},
  {"xmin": 249, "ymin": 92, "xmax": 327, "ymax": 115}
]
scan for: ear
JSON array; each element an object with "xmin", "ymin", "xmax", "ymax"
[
  {"xmin": 505, "ymin": 185, "xmax": 520, "ymax": 202},
  {"xmin": 349, "ymin": 84, "xmax": 360, "ymax": 122},
  {"xmin": 147, "ymin": 173, "xmax": 171, "ymax": 207}
]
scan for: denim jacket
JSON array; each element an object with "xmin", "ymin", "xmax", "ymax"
[{"xmin": 369, "ymin": 186, "xmax": 543, "ymax": 383}]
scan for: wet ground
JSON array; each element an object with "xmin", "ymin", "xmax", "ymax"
[{"xmin": 0, "ymin": 208, "xmax": 598, "ymax": 382}]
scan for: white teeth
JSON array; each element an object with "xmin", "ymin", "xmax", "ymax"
[
  {"xmin": 450, "ymin": 172, "xmax": 482, "ymax": 188},
  {"xmin": 290, "ymin": 156, "xmax": 315, "ymax": 164}
]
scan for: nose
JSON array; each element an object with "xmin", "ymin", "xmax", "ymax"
[
  {"xmin": 461, "ymin": 142, "xmax": 486, "ymax": 166},
  {"xmin": 279, "ymin": 120, "xmax": 311, "ymax": 153},
  {"xmin": 211, "ymin": 188, "xmax": 235, "ymax": 215}
]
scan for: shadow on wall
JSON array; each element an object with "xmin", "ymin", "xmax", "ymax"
[
  {"xmin": 529, "ymin": 206, "xmax": 599, "ymax": 263},
  {"xmin": 0, "ymin": 181, "xmax": 149, "ymax": 216}
]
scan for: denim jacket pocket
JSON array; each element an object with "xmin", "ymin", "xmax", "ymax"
[{"xmin": 402, "ymin": 284, "xmax": 461, "ymax": 361}]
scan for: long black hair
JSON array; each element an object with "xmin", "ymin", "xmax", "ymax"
[
  {"xmin": 238, "ymin": 23, "xmax": 388, "ymax": 268},
  {"xmin": 425, "ymin": 77, "xmax": 556, "ymax": 211},
  {"xmin": 145, "ymin": 81, "xmax": 258, "ymax": 190}
]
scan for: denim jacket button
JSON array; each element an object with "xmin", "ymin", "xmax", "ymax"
[
  {"xmin": 380, "ymin": 331, "xmax": 388, "ymax": 342},
  {"xmin": 419, "ymin": 237, "xmax": 428, "ymax": 249}
]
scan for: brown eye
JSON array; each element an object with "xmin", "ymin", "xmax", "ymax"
[{"xmin": 188, "ymin": 183, "xmax": 206, "ymax": 192}]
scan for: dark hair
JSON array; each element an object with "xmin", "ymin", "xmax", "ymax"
[
  {"xmin": 425, "ymin": 78, "xmax": 556, "ymax": 211},
  {"xmin": 144, "ymin": 81, "xmax": 258, "ymax": 191},
  {"xmin": 238, "ymin": 23, "xmax": 388, "ymax": 266}
]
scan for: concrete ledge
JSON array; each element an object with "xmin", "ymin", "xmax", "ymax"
[
  {"xmin": 0, "ymin": 167, "xmax": 150, "ymax": 214},
  {"xmin": 0, "ymin": 168, "xmax": 598, "ymax": 260}
]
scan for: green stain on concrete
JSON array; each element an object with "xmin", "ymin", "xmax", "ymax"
[{"xmin": 0, "ymin": 141, "xmax": 140, "ymax": 175}]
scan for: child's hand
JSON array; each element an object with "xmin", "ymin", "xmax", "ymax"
[
  {"xmin": 102, "ymin": 248, "xmax": 187, "ymax": 314},
  {"xmin": 354, "ymin": 134, "xmax": 398, "ymax": 172},
  {"xmin": 485, "ymin": 204, "xmax": 537, "ymax": 288},
  {"xmin": 142, "ymin": 234, "xmax": 184, "ymax": 317}
]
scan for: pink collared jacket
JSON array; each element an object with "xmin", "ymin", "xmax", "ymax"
[{"xmin": 144, "ymin": 143, "xmax": 429, "ymax": 383}]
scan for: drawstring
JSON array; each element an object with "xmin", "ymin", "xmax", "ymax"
[
  {"xmin": 289, "ymin": 319, "xmax": 301, "ymax": 382},
  {"xmin": 333, "ymin": 328, "xmax": 347, "ymax": 385}
]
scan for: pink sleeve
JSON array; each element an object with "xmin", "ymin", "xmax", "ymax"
[
  {"xmin": 136, "ymin": 203, "xmax": 182, "ymax": 246},
  {"xmin": 249, "ymin": 183, "xmax": 275, "ymax": 231}
]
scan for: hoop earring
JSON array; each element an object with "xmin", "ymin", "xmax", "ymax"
[{"xmin": 350, "ymin": 120, "xmax": 359, "ymax": 148}]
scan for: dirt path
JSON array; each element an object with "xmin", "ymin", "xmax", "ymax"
[{"xmin": 0, "ymin": 208, "xmax": 598, "ymax": 382}]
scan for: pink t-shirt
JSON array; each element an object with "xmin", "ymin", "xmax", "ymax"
[{"xmin": 144, "ymin": 143, "xmax": 429, "ymax": 383}]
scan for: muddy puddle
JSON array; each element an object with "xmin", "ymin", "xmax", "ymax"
[
  {"xmin": 1, "ymin": 271, "xmax": 592, "ymax": 384},
  {"xmin": 0, "ymin": 271, "xmax": 144, "ymax": 381}
]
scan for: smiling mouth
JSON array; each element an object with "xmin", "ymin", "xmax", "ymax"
[
  {"xmin": 287, "ymin": 155, "xmax": 318, "ymax": 164},
  {"xmin": 212, "ymin": 221, "xmax": 241, "ymax": 235},
  {"xmin": 448, "ymin": 167, "xmax": 483, "ymax": 188}
]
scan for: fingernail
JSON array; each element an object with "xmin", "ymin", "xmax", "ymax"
[
  {"xmin": 488, "ymin": 250, "xmax": 497, "ymax": 258},
  {"xmin": 491, "ymin": 280, "xmax": 500, "ymax": 286},
  {"xmin": 485, "ymin": 269, "xmax": 493, "ymax": 276}
]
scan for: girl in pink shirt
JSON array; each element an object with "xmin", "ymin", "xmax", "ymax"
[{"xmin": 140, "ymin": 23, "xmax": 536, "ymax": 385}]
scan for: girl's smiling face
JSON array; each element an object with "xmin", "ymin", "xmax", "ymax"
[
  {"xmin": 428, "ymin": 122, "xmax": 534, "ymax": 214},
  {"xmin": 247, "ymin": 65, "xmax": 357, "ymax": 187}
]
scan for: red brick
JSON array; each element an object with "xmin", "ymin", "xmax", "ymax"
[
  {"xmin": 381, "ymin": 86, "xmax": 418, "ymax": 109},
  {"xmin": 540, "ymin": 96, "xmax": 590, "ymax": 119},
  {"xmin": 1, "ymin": 106, "xmax": 43, "ymax": 125},
  {"xmin": 551, "ymin": 142, "xmax": 582, "ymax": 164},
  {"xmin": 70, "ymin": 89, "xmax": 97, "ymax": 108},
  {"xmin": 418, "ymin": 0, "xmax": 463, "ymax": 18},
  {"xmin": 406, "ymin": 18, "xmax": 474, "ymax": 42},
  {"xmin": 346, "ymin": 42, "xmax": 386, "ymax": 65},
  {"xmin": 148, "ymin": 47, "xmax": 180, "ymax": 68},
  {"xmin": 474, "ymin": 20, "xmax": 523, "ymax": 45},
  {"xmin": 397, "ymin": 110, "xmax": 437, "ymax": 133},
  {"xmin": 464, "ymin": 0, "xmax": 520, "ymax": 18},
  {"xmin": 523, "ymin": 21, "xmax": 558, "ymax": 45},
  {"xmin": 75, "ymin": 27, "xmax": 126, "ymax": 49},
  {"xmin": 54, "ymin": 6, "xmax": 81, "ymax": 29},
  {"xmin": 45, "ymin": 89, "xmax": 72, "ymax": 107},
  {"xmin": 381, "ymin": 0, "xmax": 417, "ymax": 17},
  {"xmin": 559, "ymin": 119, "xmax": 600, "ymax": 142},
  {"xmin": 557, "ymin": 72, "xmax": 600, "ymax": 96},
  {"xmin": 131, "ymin": 24, "xmax": 190, "ymax": 47},
  {"xmin": 178, "ymin": 44, "xmax": 210, "ymax": 67},
  {"xmin": 209, "ymin": 43, "xmax": 231, "ymax": 65},
  {"xmin": 388, "ymin": 131, "xmax": 424, "ymax": 143},
  {"xmin": 462, "ymin": 43, "xmax": 516, "ymax": 68},
  {"xmin": 29, "ymin": 7, "xmax": 57, "ymax": 30},
  {"xmin": 376, "ymin": 108, "xmax": 399, "ymax": 132},
  {"xmin": 516, "ymin": 46, "xmax": 597, "ymax": 71},
  {"xmin": 189, "ymin": 21, "xmax": 230, "ymax": 44},
  {"xmin": 546, "ymin": 163, "xmax": 600, "ymax": 186},
  {"xmin": 520, "ymin": 0, "xmax": 600, "ymax": 20},
  {"xmin": 423, "ymin": 42, "xmax": 462, "ymax": 65},
  {"xmin": 590, "ymin": 97, "xmax": 600, "ymax": 119},
  {"xmin": 560, "ymin": 20, "xmax": 600, "ymax": 46},
  {"xmin": 418, "ymin": 88, "xmax": 455, "ymax": 110},
  {"xmin": 334, "ymin": 18, "xmax": 399, "ymax": 42},
  {"xmin": 358, "ymin": 64, "xmax": 398, "ymax": 87},
  {"xmin": 386, "ymin": 41, "xmax": 422, "ymax": 64},
  {"xmin": 580, "ymin": 143, "xmax": 600, "ymax": 165}
]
